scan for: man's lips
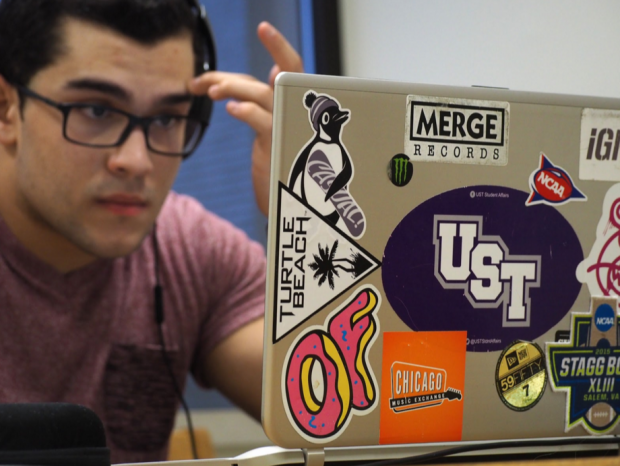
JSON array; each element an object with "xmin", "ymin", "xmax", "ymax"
[{"xmin": 96, "ymin": 194, "xmax": 149, "ymax": 216}]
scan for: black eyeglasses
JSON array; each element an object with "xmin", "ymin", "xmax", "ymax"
[{"xmin": 16, "ymin": 85, "xmax": 207, "ymax": 157}]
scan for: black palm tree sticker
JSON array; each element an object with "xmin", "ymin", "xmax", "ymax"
[{"xmin": 309, "ymin": 240, "xmax": 372, "ymax": 289}]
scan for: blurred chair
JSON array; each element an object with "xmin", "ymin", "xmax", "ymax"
[{"xmin": 168, "ymin": 427, "xmax": 215, "ymax": 460}]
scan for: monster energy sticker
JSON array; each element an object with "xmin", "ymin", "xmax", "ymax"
[
  {"xmin": 547, "ymin": 296, "xmax": 620, "ymax": 434},
  {"xmin": 388, "ymin": 154, "xmax": 413, "ymax": 187},
  {"xmin": 288, "ymin": 91, "xmax": 366, "ymax": 239},
  {"xmin": 405, "ymin": 95, "xmax": 509, "ymax": 166},
  {"xmin": 273, "ymin": 183, "xmax": 381, "ymax": 343}
]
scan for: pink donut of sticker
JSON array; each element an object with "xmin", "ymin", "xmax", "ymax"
[
  {"xmin": 328, "ymin": 289, "xmax": 378, "ymax": 410},
  {"xmin": 285, "ymin": 331, "xmax": 351, "ymax": 438}
]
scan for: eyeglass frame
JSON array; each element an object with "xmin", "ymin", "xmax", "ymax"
[{"xmin": 15, "ymin": 84, "xmax": 208, "ymax": 158}]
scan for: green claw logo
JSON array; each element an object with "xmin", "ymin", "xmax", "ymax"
[{"xmin": 390, "ymin": 155, "xmax": 412, "ymax": 187}]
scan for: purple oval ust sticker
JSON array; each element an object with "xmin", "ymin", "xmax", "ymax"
[{"xmin": 382, "ymin": 186, "xmax": 583, "ymax": 352}]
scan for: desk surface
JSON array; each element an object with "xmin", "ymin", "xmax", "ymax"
[{"xmin": 443, "ymin": 457, "xmax": 619, "ymax": 466}]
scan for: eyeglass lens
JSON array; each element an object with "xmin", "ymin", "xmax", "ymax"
[{"xmin": 65, "ymin": 105, "xmax": 201, "ymax": 154}]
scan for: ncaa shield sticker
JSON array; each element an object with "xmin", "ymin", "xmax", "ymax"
[
  {"xmin": 526, "ymin": 153, "xmax": 586, "ymax": 206},
  {"xmin": 382, "ymin": 186, "xmax": 583, "ymax": 352},
  {"xmin": 380, "ymin": 331, "xmax": 466, "ymax": 444},
  {"xmin": 404, "ymin": 95, "xmax": 509, "ymax": 166},
  {"xmin": 547, "ymin": 296, "xmax": 620, "ymax": 434},
  {"xmin": 580, "ymin": 108, "xmax": 620, "ymax": 182}
]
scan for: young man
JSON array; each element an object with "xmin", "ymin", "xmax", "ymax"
[{"xmin": 0, "ymin": 0, "xmax": 302, "ymax": 462}]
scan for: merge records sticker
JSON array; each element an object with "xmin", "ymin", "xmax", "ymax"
[{"xmin": 495, "ymin": 341, "xmax": 547, "ymax": 411}]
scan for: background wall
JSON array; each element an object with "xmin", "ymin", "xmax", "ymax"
[{"xmin": 339, "ymin": 0, "xmax": 620, "ymax": 98}]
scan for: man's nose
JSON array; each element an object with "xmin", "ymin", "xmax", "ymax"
[{"xmin": 106, "ymin": 126, "xmax": 153, "ymax": 177}]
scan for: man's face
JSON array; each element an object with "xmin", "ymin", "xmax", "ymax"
[{"xmin": 10, "ymin": 18, "xmax": 195, "ymax": 267}]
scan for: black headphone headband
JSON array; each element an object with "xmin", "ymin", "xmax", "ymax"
[
  {"xmin": 186, "ymin": 0, "xmax": 217, "ymax": 73},
  {"xmin": 185, "ymin": 0, "xmax": 217, "ymax": 157}
]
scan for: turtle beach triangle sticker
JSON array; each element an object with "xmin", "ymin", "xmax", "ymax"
[{"xmin": 273, "ymin": 182, "xmax": 381, "ymax": 343}]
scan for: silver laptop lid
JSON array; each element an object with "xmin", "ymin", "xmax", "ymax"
[{"xmin": 262, "ymin": 72, "xmax": 620, "ymax": 449}]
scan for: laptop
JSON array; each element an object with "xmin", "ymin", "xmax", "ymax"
[
  {"xmin": 261, "ymin": 72, "xmax": 620, "ymax": 456},
  {"xmin": 124, "ymin": 73, "xmax": 620, "ymax": 465}
]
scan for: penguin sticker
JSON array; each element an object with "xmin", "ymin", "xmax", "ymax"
[{"xmin": 288, "ymin": 91, "xmax": 366, "ymax": 239}]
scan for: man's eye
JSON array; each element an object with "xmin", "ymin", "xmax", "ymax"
[
  {"xmin": 153, "ymin": 115, "xmax": 180, "ymax": 128},
  {"xmin": 81, "ymin": 105, "xmax": 111, "ymax": 119}
]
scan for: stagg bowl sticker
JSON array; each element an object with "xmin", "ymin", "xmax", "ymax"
[
  {"xmin": 580, "ymin": 108, "xmax": 620, "ymax": 181},
  {"xmin": 495, "ymin": 341, "xmax": 547, "ymax": 411},
  {"xmin": 577, "ymin": 184, "xmax": 620, "ymax": 302},
  {"xmin": 382, "ymin": 186, "xmax": 583, "ymax": 352},
  {"xmin": 379, "ymin": 331, "xmax": 466, "ymax": 444},
  {"xmin": 288, "ymin": 91, "xmax": 366, "ymax": 239},
  {"xmin": 547, "ymin": 296, "xmax": 620, "ymax": 434},
  {"xmin": 526, "ymin": 153, "xmax": 586, "ymax": 206},
  {"xmin": 273, "ymin": 184, "xmax": 380, "ymax": 342},
  {"xmin": 404, "ymin": 95, "xmax": 509, "ymax": 166},
  {"xmin": 283, "ymin": 286, "xmax": 380, "ymax": 443}
]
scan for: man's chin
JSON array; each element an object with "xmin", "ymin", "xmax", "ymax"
[{"xmin": 83, "ymin": 231, "xmax": 152, "ymax": 260}]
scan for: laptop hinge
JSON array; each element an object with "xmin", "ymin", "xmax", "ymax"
[{"xmin": 302, "ymin": 448, "xmax": 325, "ymax": 466}]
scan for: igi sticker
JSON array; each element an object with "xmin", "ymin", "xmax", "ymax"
[
  {"xmin": 404, "ymin": 95, "xmax": 509, "ymax": 166},
  {"xmin": 580, "ymin": 108, "xmax": 620, "ymax": 181},
  {"xmin": 526, "ymin": 153, "xmax": 586, "ymax": 206},
  {"xmin": 495, "ymin": 341, "xmax": 547, "ymax": 411},
  {"xmin": 283, "ymin": 286, "xmax": 380, "ymax": 443},
  {"xmin": 380, "ymin": 331, "xmax": 466, "ymax": 444},
  {"xmin": 547, "ymin": 297, "xmax": 620, "ymax": 434}
]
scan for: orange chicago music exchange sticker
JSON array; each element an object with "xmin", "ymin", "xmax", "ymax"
[{"xmin": 380, "ymin": 331, "xmax": 467, "ymax": 444}]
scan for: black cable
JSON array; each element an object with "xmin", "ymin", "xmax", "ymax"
[
  {"xmin": 152, "ymin": 226, "xmax": 199, "ymax": 460},
  {"xmin": 353, "ymin": 436, "xmax": 620, "ymax": 466}
]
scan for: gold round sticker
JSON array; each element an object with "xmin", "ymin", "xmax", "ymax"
[{"xmin": 495, "ymin": 340, "xmax": 547, "ymax": 411}]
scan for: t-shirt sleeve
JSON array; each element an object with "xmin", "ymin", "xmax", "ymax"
[{"xmin": 159, "ymin": 193, "xmax": 266, "ymax": 389}]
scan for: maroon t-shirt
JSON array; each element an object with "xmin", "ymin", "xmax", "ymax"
[{"xmin": 0, "ymin": 192, "xmax": 266, "ymax": 463}]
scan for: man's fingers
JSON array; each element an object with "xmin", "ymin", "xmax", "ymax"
[
  {"xmin": 257, "ymin": 21, "xmax": 303, "ymax": 73},
  {"xmin": 227, "ymin": 101, "xmax": 272, "ymax": 136},
  {"xmin": 268, "ymin": 64, "xmax": 281, "ymax": 88},
  {"xmin": 189, "ymin": 71, "xmax": 255, "ymax": 93},
  {"xmin": 190, "ymin": 72, "xmax": 273, "ymax": 111}
]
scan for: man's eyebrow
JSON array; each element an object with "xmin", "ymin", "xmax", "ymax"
[
  {"xmin": 64, "ymin": 79, "xmax": 130, "ymax": 100},
  {"xmin": 158, "ymin": 93, "xmax": 194, "ymax": 106},
  {"xmin": 64, "ymin": 78, "xmax": 193, "ymax": 106}
]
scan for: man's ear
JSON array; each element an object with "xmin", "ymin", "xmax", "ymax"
[{"xmin": 0, "ymin": 74, "xmax": 20, "ymax": 146}]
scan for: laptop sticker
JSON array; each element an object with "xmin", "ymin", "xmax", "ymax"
[
  {"xmin": 282, "ymin": 286, "xmax": 381, "ymax": 443},
  {"xmin": 379, "ymin": 331, "xmax": 466, "ymax": 444},
  {"xmin": 273, "ymin": 184, "xmax": 381, "ymax": 343},
  {"xmin": 404, "ymin": 95, "xmax": 509, "ymax": 166},
  {"xmin": 382, "ymin": 186, "xmax": 583, "ymax": 352},
  {"xmin": 547, "ymin": 296, "xmax": 620, "ymax": 434},
  {"xmin": 577, "ymin": 183, "xmax": 620, "ymax": 304},
  {"xmin": 288, "ymin": 91, "xmax": 366, "ymax": 239},
  {"xmin": 580, "ymin": 108, "xmax": 620, "ymax": 181},
  {"xmin": 388, "ymin": 154, "xmax": 414, "ymax": 187},
  {"xmin": 495, "ymin": 341, "xmax": 547, "ymax": 411},
  {"xmin": 526, "ymin": 153, "xmax": 586, "ymax": 206}
]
